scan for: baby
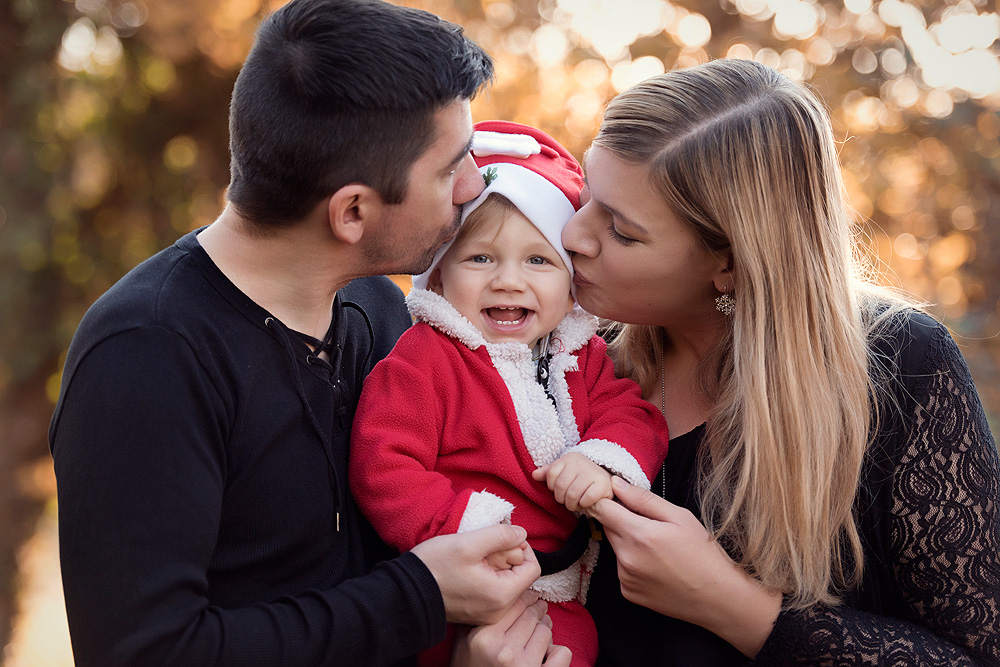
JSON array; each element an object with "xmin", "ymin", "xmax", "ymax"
[{"xmin": 350, "ymin": 121, "xmax": 668, "ymax": 666}]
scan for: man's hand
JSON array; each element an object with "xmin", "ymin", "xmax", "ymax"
[
  {"xmin": 412, "ymin": 524, "xmax": 541, "ymax": 625},
  {"xmin": 531, "ymin": 452, "xmax": 613, "ymax": 512},
  {"xmin": 451, "ymin": 590, "xmax": 573, "ymax": 667}
]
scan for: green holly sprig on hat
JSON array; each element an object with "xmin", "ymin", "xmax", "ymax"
[{"xmin": 483, "ymin": 166, "xmax": 498, "ymax": 186}]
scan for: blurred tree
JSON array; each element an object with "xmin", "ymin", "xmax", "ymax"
[
  {"xmin": 1, "ymin": 0, "xmax": 81, "ymax": 652},
  {"xmin": 1, "ymin": 0, "xmax": 997, "ymax": 659},
  {"xmin": 0, "ymin": 0, "xmax": 240, "ymax": 651}
]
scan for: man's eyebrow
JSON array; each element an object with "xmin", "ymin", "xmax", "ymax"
[{"xmin": 446, "ymin": 135, "xmax": 474, "ymax": 171}]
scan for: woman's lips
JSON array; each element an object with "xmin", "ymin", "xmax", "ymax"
[{"xmin": 572, "ymin": 268, "xmax": 593, "ymax": 287}]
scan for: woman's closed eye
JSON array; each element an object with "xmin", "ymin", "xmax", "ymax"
[{"xmin": 607, "ymin": 223, "xmax": 638, "ymax": 246}]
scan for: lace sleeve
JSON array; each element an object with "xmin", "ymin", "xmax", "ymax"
[{"xmin": 754, "ymin": 324, "xmax": 1000, "ymax": 666}]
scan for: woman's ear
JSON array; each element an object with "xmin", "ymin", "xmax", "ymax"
[
  {"xmin": 711, "ymin": 247, "xmax": 734, "ymax": 293},
  {"xmin": 327, "ymin": 184, "xmax": 380, "ymax": 245}
]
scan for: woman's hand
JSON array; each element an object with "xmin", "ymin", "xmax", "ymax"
[
  {"xmin": 451, "ymin": 590, "xmax": 573, "ymax": 667},
  {"xmin": 588, "ymin": 476, "xmax": 782, "ymax": 658}
]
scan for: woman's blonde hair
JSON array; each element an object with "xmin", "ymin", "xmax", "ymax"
[{"xmin": 597, "ymin": 59, "xmax": 901, "ymax": 608}]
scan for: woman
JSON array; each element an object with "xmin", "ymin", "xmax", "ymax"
[{"xmin": 565, "ymin": 59, "xmax": 1000, "ymax": 665}]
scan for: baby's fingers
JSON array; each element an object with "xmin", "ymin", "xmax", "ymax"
[
  {"xmin": 485, "ymin": 551, "xmax": 514, "ymax": 570},
  {"xmin": 562, "ymin": 478, "xmax": 598, "ymax": 512},
  {"xmin": 578, "ymin": 479, "xmax": 614, "ymax": 510}
]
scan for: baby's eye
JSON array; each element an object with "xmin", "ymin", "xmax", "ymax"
[
  {"xmin": 471, "ymin": 255, "xmax": 490, "ymax": 263},
  {"xmin": 527, "ymin": 256, "xmax": 548, "ymax": 265}
]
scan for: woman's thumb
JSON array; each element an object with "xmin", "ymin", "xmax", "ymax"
[{"xmin": 611, "ymin": 476, "xmax": 679, "ymax": 523}]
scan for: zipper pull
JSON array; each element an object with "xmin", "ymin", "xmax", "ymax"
[{"xmin": 336, "ymin": 511, "xmax": 340, "ymax": 532}]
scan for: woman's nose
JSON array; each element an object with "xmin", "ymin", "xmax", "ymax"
[{"xmin": 562, "ymin": 204, "xmax": 600, "ymax": 258}]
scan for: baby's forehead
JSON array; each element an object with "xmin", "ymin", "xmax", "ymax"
[{"xmin": 454, "ymin": 213, "xmax": 565, "ymax": 254}]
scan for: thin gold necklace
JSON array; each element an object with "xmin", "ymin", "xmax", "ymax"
[{"xmin": 658, "ymin": 329, "xmax": 666, "ymax": 499}]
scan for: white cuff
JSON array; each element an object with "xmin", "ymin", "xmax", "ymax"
[
  {"xmin": 571, "ymin": 439, "xmax": 652, "ymax": 491},
  {"xmin": 457, "ymin": 490, "xmax": 515, "ymax": 533},
  {"xmin": 531, "ymin": 538, "xmax": 601, "ymax": 604}
]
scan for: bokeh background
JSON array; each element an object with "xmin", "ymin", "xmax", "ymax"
[{"xmin": 2, "ymin": 0, "xmax": 998, "ymax": 663}]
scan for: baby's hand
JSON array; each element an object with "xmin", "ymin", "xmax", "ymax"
[
  {"xmin": 531, "ymin": 452, "xmax": 613, "ymax": 513},
  {"xmin": 483, "ymin": 538, "xmax": 529, "ymax": 571}
]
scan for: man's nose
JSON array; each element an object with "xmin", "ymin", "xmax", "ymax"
[{"xmin": 452, "ymin": 153, "xmax": 484, "ymax": 205}]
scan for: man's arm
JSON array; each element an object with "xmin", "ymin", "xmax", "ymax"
[{"xmin": 52, "ymin": 327, "xmax": 445, "ymax": 667}]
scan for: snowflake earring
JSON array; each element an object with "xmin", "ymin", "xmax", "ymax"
[{"xmin": 715, "ymin": 291, "xmax": 735, "ymax": 316}]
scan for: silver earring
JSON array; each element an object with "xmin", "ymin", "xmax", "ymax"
[{"xmin": 715, "ymin": 292, "xmax": 735, "ymax": 316}]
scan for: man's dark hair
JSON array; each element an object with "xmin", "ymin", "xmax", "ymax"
[{"xmin": 226, "ymin": 0, "xmax": 494, "ymax": 228}]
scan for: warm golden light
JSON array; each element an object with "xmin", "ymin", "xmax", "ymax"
[
  {"xmin": 7, "ymin": 4, "xmax": 1000, "ymax": 664},
  {"xmin": 676, "ymin": 13, "xmax": 711, "ymax": 49}
]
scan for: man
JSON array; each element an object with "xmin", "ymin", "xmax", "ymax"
[{"xmin": 49, "ymin": 1, "xmax": 567, "ymax": 664}]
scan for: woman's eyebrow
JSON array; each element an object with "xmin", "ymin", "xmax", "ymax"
[
  {"xmin": 587, "ymin": 184, "xmax": 650, "ymax": 235},
  {"xmin": 604, "ymin": 203, "xmax": 650, "ymax": 235},
  {"xmin": 582, "ymin": 153, "xmax": 649, "ymax": 234}
]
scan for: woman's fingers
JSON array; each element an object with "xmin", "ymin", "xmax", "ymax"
[
  {"xmin": 610, "ymin": 475, "xmax": 684, "ymax": 522},
  {"xmin": 587, "ymin": 495, "xmax": 633, "ymax": 535}
]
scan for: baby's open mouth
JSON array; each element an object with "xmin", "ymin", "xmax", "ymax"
[{"xmin": 486, "ymin": 306, "xmax": 529, "ymax": 326}]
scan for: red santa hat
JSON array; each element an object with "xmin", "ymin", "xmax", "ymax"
[{"xmin": 412, "ymin": 120, "xmax": 584, "ymax": 290}]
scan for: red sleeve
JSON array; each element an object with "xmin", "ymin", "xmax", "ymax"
[
  {"xmin": 350, "ymin": 328, "xmax": 475, "ymax": 551},
  {"xmin": 572, "ymin": 335, "xmax": 669, "ymax": 485}
]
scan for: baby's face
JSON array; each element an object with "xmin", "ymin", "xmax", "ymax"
[{"xmin": 431, "ymin": 210, "xmax": 574, "ymax": 346}]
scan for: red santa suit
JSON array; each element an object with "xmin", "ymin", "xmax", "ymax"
[{"xmin": 351, "ymin": 288, "xmax": 669, "ymax": 666}]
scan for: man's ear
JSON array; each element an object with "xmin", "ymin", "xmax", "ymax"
[
  {"xmin": 327, "ymin": 184, "xmax": 381, "ymax": 245},
  {"xmin": 711, "ymin": 247, "xmax": 735, "ymax": 293}
]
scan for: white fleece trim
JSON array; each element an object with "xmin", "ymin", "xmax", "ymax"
[
  {"xmin": 571, "ymin": 439, "xmax": 652, "ymax": 491},
  {"xmin": 406, "ymin": 290, "xmax": 598, "ymax": 355},
  {"xmin": 490, "ymin": 346, "xmax": 567, "ymax": 467},
  {"xmin": 531, "ymin": 537, "xmax": 601, "ymax": 604},
  {"xmin": 457, "ymin": 490, "xmax": 514, "ymax": 533},
  {"xmin": 577, "ymin": 538, "xmax": 600, "ymax": 604},
  {"xmin": 545, "ymin": 309, "xmax": 597, "ymax": 447},
  {"xmin": 547, "ymin": 350, "xmax": 582, "ymax": 449},
  {"xmin": 551, "ymin": 307, "xmax": 598, "ymax": 354},
  {"xmin": 406, "ymin": 289, "xmax": 602, "ymax": 471},
  {"xmin": 405, "ymin": 289, "xmax": 487, "ymax": 350}
]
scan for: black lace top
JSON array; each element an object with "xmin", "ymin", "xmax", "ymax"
[{"xmin": 589, "ymin": 310, "xmax": 1000, "ymax": 666}]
